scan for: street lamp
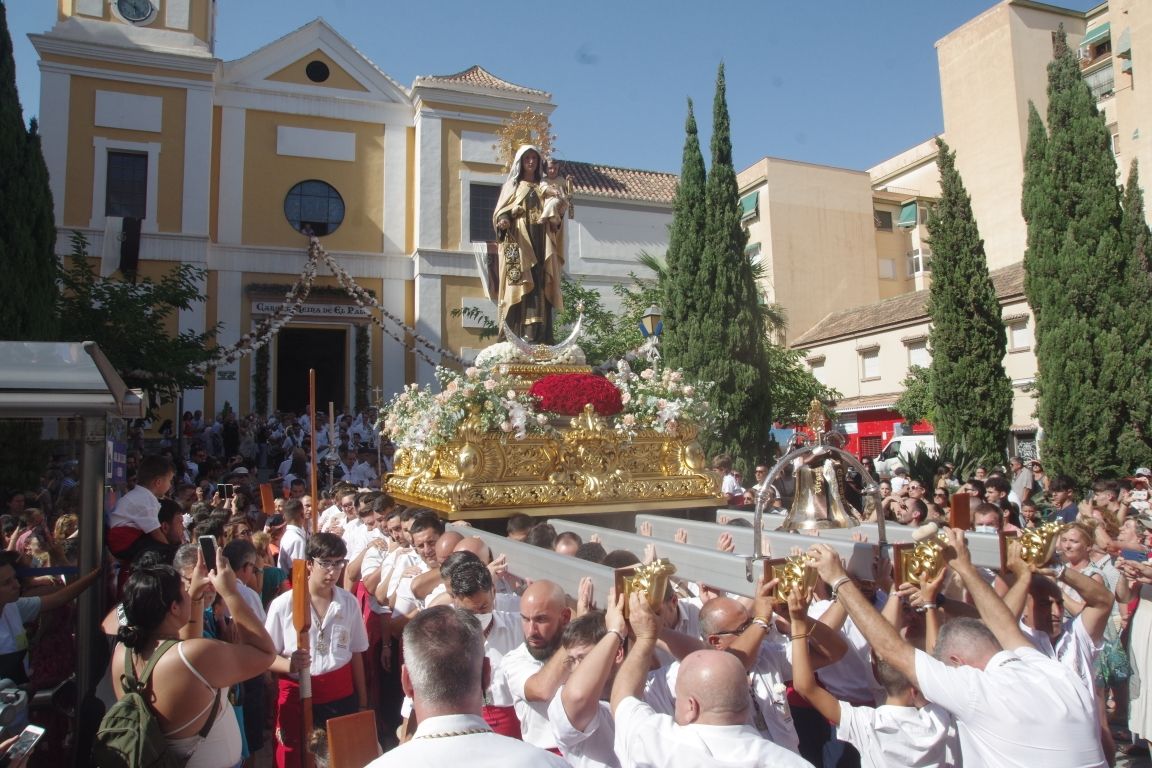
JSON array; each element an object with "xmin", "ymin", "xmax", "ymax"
[{"xmin": 639, "ymin": 305, "xmax": 664, "ymax": 370}]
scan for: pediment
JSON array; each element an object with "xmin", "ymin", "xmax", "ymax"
[{"xmin": 220, "ymin": 18, "xmax": 408, "ymax": 104}]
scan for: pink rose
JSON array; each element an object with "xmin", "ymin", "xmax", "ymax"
[
  {"xmin": 500, "ymin": 421, "xmax": 513, "ymax": 432},
  {"xmin": 640, "ymin": 368, "xmax": 656, "ymax": 381},
  {"xmin": 484, "ymin": 380, "xmax": 498, "ymax": 391}
]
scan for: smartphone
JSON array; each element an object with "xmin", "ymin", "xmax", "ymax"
[
  {"xmin": 4, "ymin": 724, "xmax": 45, "ymax": 762},
  {"xmin": 220, "ymin": 483, "xmax": 234, "ymax": 499},
  {"xmin": 199, "ymin": 535, "xmax": 218, "ymax": 569}
]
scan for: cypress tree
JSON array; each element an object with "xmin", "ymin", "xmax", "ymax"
[
  {"xmin": 926, "ymin": 139, "xmax": 1011, "ymax": 459},
  {"xmin": 691, "ymin": 63, "xmax": 769, "ymax": 471},
  {"xmin": 1118, "ymin": 161, "xmax": 1152, "ymax": 467},
  {"xmin": 662, "ymin": 99, "xmax": 707, "ymax": 370},
  {"xmin": 0, "ymin": 1, "xmax": 57, "ymax": 340},
  {"xmin": 1021, "ymin": 26, "xmax": 1138, "ymax": 482}
]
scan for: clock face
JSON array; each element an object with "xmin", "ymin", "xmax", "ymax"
[{"xmin": 116, "ymin": 0, "xmax": 156, "ymax": 23}]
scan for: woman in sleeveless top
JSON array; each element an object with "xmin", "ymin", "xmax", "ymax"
[{"xmin": 110, "ymin": 550, "xmax": 276, "ymax": 768}]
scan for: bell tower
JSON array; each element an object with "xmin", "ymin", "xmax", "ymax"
[{"xmin": 58, "ymin": 0, "xmax": 216, "ymax": 54}]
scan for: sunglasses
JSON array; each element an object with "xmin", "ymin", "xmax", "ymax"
[{"xmin": 713, "ymin": 618, "xmax": 753, "ymax": 637}]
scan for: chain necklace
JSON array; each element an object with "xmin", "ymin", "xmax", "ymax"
[
  {"xmin": 415, "ymin": 727, "xmax": 492, "ymax": 740},
  {"xmin": 311, "ymin": 600, "xmax": 331, "ymax": 655}
]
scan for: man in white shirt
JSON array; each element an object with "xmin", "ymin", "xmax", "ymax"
[
  {"xmin": 498, "ymin": 579, "xmax": 572, "ymax": 752},
  {"xmin": 348, "ymin": 448, "xmax": 379, "ymax": 488},
  {"xmin": 547, "ymin": 608, "xmax": 626, "ymax": 768},
  {"xmin": 610, "ymin": 593, "xmax": 813, "ymax": 768},
  {"xmin": 276, "ymin": 498, "xmax": 309, "ymax": 573},
  {"xmin": 807, "ymin": 530, "xmax": 1107, "ymax": 768},
  {"xmin": 318, "ymin": 486, "xmax": 358, "ymax": 535},
  {"xmin": 266, "ymin": 533, "xmax": 369, "ymax": 767},
  {"xmin": 366, "ymin": 606, "xmax": 566, "ymax": 768}
]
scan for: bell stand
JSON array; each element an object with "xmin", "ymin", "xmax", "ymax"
[{"xmin": 747, "ymin": 407, "xmax": 886, "ymax": 584}]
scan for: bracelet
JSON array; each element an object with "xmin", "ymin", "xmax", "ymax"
[
  {"xmin": 791, "ymin": 632, "xmax": 810, "ymax": 641},
  {"xmin": 750, "ymin": 617, "xmax": 771, "ymax": 632},
  {"xmin": 829, "ymin": 576, "xmax": 852, "ymax": 599},
  {"xmin": 606, "ymin": 629, "xmax": 626, "ymax": 647}
]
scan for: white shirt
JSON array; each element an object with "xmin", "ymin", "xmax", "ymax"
[
  {"xmin": 498, "ymin": 643, "xmax": 556, "ymax": 750},
  {"xmin": 365, "ymin": 714, "xmax": 567, "ymax": 768},
  {"xmin": 236, "ymin": 582, "xmax": 266, "ymax": 623},
  {"xmin": 264, "ymin": 586, "xmax": 368, "ymax": 678},
  {"xmin": 485, "ymin": 610, "xmax": 523, "ymax": 707},
  {"xmin": 1022, "ymin": 614, "xmax": 1102, "ymax": 696},
  {"xmin": 915, "ymin": 645, "xmax": 1106, "ymax": 767},
  {"xmin": 613, "ymin": 696, "xmax": 813, "ymax": 768},
  {"xmin": 318, "ymin": 505, "xmax": 346, "ymax": 533},
  {"xmin": 548, "ymin": 692, "xmax": 617, "ymax": 768},
  {"xmin": 348, "ymin": 461, "xmax": 378, "ymax": 488},
  {"xmin": 746, "ymin": 634, "xmax": 801, "ymax": 753},
  {"xmin": 344, "ymin": 525, "xmax": 382, "ymax": 563},
  {"xmin": 810, "ymin": 599, "xmax": 882, "ymax": 705},
  {"xmin": 108, "ymin": 485, "xmax": 161, "ymax": 533},
  {"xmin": 277, "ymin": 524, "xmax": 308, "ymax": 572},
  {"xmin": 836, "ymin": 702, "xmax": 959, "ymax": 768}
]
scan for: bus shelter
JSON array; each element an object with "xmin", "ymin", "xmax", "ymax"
[{"xmin": 0, "ymin": 341, "xmax": 145, "ymax": 765}]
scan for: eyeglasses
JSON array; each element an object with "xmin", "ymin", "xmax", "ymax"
[
  {"xmin": 713, "ymin": 619, "xmax": 753, "ymax": 637},
  {"xmin": 242, "ymin": 562, "xmax": 262, "ymax": 574},
  {"xmin": 908, "ymin": 484, "xmax": 923, "ymax": 491},
  {"xmin": 341, "ymin": 501, "xmax": 356, "ymax": 508},
  {"xmin": 312, "ymin": 558, "xmax": 348, "ymax": 572}
]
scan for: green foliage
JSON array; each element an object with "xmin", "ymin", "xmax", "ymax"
[
  {"xmin": 763, "ymin": 344, "xmax": 839, "ymax": 426},
  {"xmin": 926, "ymin": 139, "xmax": 1011, "ymax": 459},
  {"xmin": 354, "ymin": 325, "xmax": 370, "ymax": 412},
  {"xmin": 1117, "ymin": 160, "xmax": 1152, "ymax": 468},
  {"xmin": 678, "ymin": 63, "xmax": 771, "ymax": 473},
  {"xmin": 662, "ymin": 98, "xmax": 707, "ymax": 370},
  {"xmin": 1021, "ymin": 26, "xmax": 1149, "ymax": 483},
  {"xmin": 556, "ymin": 277, "xmax": 637, "ymax": 366},
  {"xmin": 901, "ymin": 444, "xmax": 990, "ymax": 492},
  {"xmin": 895, "ymin": 365, "xmax": 936, "ymax": 428},
  {"xmin": 253, "ymin": 344, "xmax": 270, "ymax": 416},
  {"xmin": 0, "ymin": 4, "xmax": 57, "ymax": 340},
  {"xmin": 56, "ymin": 232, "xmax": 218, "ymax": 409}
]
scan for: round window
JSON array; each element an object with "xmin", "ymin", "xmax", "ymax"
[
  {"xmin": 283, "ymin": 180, "xmax": 345, "ymax": 236},
  {"xmin": 305, "ymin": 61, "xmax": 331, "ymax": 83}
]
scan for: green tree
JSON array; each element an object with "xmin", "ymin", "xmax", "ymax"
[
  {"xmin": 57, "ymin": 233, "xmax": 218, "ymax": 409},
  {"xmin": 1118, "ymin": 161, "xmax": 1152, "ymax": 467},
  {"xmin": 1021, "ymin": 26, "xmax": 1146, "ymax": 482},
  {"xmin": 895, "ymin": 365, "xmax": 935, "ymax": 428},
  {"xmin": 0, "ymin": 1, "xmax": 57, "ymax": 340},
  {"xmin": 926, "ymin": 139, "xmax": 1011, "ymax": 458},
  {"xmin": 662, "ymin": 98, "xmax": 707, "ymax": 370},
  {"xmin": 690, "ymin": 63, "xmax": 770, "ymax": 471}
]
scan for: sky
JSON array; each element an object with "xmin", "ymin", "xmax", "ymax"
[{"xmin": 6, "ymin": 0, "xmax": 1100, "ymax": 174}]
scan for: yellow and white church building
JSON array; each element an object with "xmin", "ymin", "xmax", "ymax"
[{"xmin": 31, "ymin": 0, "xmax": 676, "ymax": 419}]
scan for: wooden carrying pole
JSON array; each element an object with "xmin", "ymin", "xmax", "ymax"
[
  {"xmin": 308, "ymin": 369, "xmax": 318, "ymax": 534},
  {"xmin": 292, "ymin": 559, "xmax": 315, "ymax": 768}
]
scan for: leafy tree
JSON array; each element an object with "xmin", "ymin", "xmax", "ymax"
[
  {"xmin": 895, "ymin": 366, "xmax": 935, "ymax": 428},
  {"xmin": 56, "ymin": 233, "xmax": 218, "ymax": 409},
  {"xmin": 1021, "ymin": 26, "xmax": 1148, "ymax": 482},
  {"xmin": 684, "ymin": 63, "xmax": 771, "ymax": 472},
  {"xmin": 0, "ymin": 2, "xmax": 56, "ymax": 340},
  {"xmin": 926, "ymin": 139, "xmax": 1011, "ymax": 458},
  {"xmin": 662, "ymin": 98, "xmax": 707, "ymax": 370},
  {"xmin": 1118, "ymin": 161, "xmax": 1152, "ymax": 467}
]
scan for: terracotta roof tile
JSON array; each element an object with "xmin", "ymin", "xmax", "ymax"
[
  {"xmin": 561, "ymin": 160, "xmax": 678, "ymax": 204},
  {"xmin": 792, "ymin": 262, "xmax": 1026, "ymax": 347},
  {"xmin": 415, "ymin": 65, "xmax": 549, "ymax": 97}
]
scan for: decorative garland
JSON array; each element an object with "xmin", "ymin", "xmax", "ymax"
[{"xmin": 198, "ymin": 238, "xmax": 465, "ymax": 375}]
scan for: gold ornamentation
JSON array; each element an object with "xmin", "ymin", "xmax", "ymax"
[
  {"xmin": 616, "ymin": 559, "xmax": 677, "ymax": 618},
  {"xmin": 765, "ymin": 555, "xmax": 820, "ymax": 604},
  {"xmin": 894, "ymin": 529, "xmax": 948, "ymax": 586},
  {"xmin": 493, "ymin": 108, "xmax": 557, "ymax": 171},
  {"xmin": 1018, "ymin": 521, "xmax": 1062, "ymax": 567}
]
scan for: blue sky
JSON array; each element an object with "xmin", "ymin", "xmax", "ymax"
[{"xmin": 7, "ymin": 0, "xmax": 1098, "ymax": 174}]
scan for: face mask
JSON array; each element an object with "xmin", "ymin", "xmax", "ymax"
[
  {"xmin": 974, "ymin": 525, "xmax": 998, "ymax": 534},
  {"xmin": 472, "ymin": 612, "xmax": 494, "ymax": 630}
]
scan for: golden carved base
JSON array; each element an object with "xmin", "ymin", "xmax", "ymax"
[{"xmin": 385, "ymin": 405, "xmax": 723, "ymax": 520}]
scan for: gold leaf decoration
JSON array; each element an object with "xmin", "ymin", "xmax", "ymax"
[{"xmin": 494, "ymin": 108, "xmax": 557, "ymax": 171}]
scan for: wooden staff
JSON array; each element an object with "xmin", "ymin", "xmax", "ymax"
[
  {"xmin": 308, "ymin": 369, "xmax": 318, "ymax": 535},
  {"xmin": 292, "ymin": 558, "xmax": 315, "ymax": 768},
  {"xmin": 259, "ymin": 482, "xmax": 275, "ymax": 520}
]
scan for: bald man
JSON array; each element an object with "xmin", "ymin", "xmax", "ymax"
[
  {"xmin": 496, "ymin": 579, "xmax": 573, "ymax": 752},
  {"xmin": 611, "ymin": 593, "xmax": 812, "ymax": 767}
]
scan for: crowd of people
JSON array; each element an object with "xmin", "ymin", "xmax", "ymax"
[{"xmin": 4, "ymin": 411, "xmax": 1152, "ymax": 767}]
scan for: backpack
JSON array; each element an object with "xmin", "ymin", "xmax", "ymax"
[{"xmin": 92, "ymin": 640, "xmax": 221, "ymax": 768}]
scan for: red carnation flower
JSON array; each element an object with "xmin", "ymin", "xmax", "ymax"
[{"xmin": 529, "ymin": 374, "xmax": 624, "ymax": 417}]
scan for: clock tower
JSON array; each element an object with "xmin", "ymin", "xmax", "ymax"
[{"xmin": 57, "ymin": 0, "xmax": 216, "ymax": 53}]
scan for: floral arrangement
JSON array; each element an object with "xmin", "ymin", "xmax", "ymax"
[
  {"xmin": 473, "ymin": 340, "xmax": 586, "ymax": 368},
  {"xmin": 383, "ymin": 366, "xmax": 542, "ymax": 451},
  {"xmin": 607, "ymin": 360, "xmax": 717, "ymax": 437},
  {"xmin": 529, "ymin": 373, "xmax": 624, "ymax": 417}
]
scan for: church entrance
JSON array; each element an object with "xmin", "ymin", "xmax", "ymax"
[{"xmin": 276, "ymin": 327, "xmax": 347, "ymax": 414}]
